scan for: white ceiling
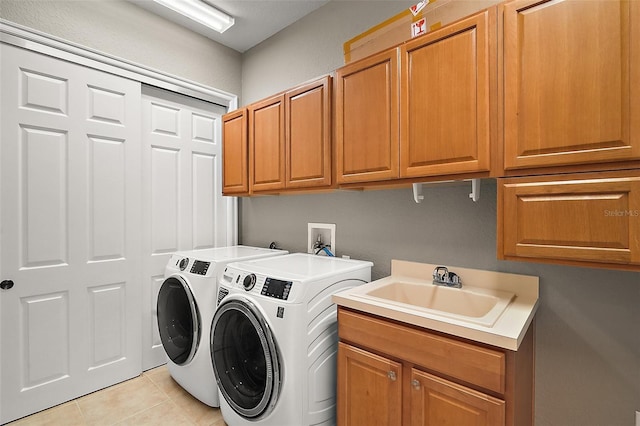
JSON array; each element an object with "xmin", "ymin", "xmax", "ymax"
[{"xmin": 130, "ymin": 0, "xmax": 330, "ymax": 53}]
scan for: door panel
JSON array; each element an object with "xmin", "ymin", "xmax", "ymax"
[
  {"xmin": 141, "ymin": 86, "xmax": 228, "ymax": 370},
  {"xmin": 1, "ymin": 44, "xmax": 142, "ymax": 424},
  {"xmin": 20, "ymin": 126, "xmax": 68, "ymax": 268},
  {"xmin": 150, "ymin": 146, "xmax": 180, "ymax": 254},
  {"xmin": 88, "ymin": 137, "xmax": 126, "ymax": 261}
]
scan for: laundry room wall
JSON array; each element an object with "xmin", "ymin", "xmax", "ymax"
[
  {"xmin": 0, "ymin": 0, "xmax": 242, "ymax": 97},
  {"xmin": 239, "ymin": 2, "xmax": 640, "ymax": 426}
]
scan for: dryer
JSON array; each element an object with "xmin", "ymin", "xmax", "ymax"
[
  {"xmin": 211, "ymin": 253, "xmax": 372, "ymax": 425},
  {"xmin": 157, "ymin": 246, "xmax": 287, "ymax": 407}
]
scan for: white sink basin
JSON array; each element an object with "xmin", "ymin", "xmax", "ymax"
[{"xmin": 359, "ymin": 281, "xmax": 514, "ymax": 327}]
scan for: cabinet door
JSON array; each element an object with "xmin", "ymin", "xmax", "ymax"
[
  {"xmin": 410, "ymin": 369, "xmax": 505, "ymax": 426},
  {"xmin": 249, "ymin": 94, "xmax": 285, "ymax": 192},
  {"xmin": 503, "ymin": 0, "xmax": 640, "ymax": 170},
  {"xmin": 400, "ymin": 8, "xmax": 493, "ymax": 178},
  {"xmin": 222, "ymin": 108, "xmax": 249, "ymax": 195},
  {"xmin": 337, "ymin": 342, "xmax": 402, "ymax": 426},
  {"xmin": 499, "ymin": 171, "xmax": 640, "ymax": 267},
  {"xmin": 336, "ymin": 48, "xmax": 399, "ymax": 183},
  {"xmin": 285, "ymin": 76, "xmax": 332, "ymax": 189}
]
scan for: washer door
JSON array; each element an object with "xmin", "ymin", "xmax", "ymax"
[
  {"xmin": 157, "ymin": 276, "xmax": 200, "ymax": 365},
  {"xmin": 211, "ymin": 298, "xmax": 280, "ymax": 419}
]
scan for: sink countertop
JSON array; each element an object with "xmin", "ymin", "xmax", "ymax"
[{"xmin": 332, "ymin": 260, "xmax": 539, "ymax": 351}]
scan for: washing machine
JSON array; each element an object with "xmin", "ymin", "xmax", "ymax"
[
  {"xmin": 211, "ymin": 253, "xmax": 373, "ymax": 425},
  {"xmin": 157, "ymin": 246, "xmax": 287, "ymax": 407}
]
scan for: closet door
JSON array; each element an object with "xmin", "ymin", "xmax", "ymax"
[
  {"xmin": 0, "ymin": 44, "xmax": 142, "ymax": 423},
  {"xmin": 141, "ymin": 86, "xmax": 229, "ymax": 370}
]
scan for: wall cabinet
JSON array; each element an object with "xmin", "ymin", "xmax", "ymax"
[
  {"xmin": 502, "ymin": 0, "xmax": 640, "ymax": 172},
  {"xmin": 336, "ymin": 8, "xmax": 495, "ymax": 185},
  {"xmin": 337, "ymin": 308, "xmax": 534, "ymax": 426},
  {"xmin": 249, "ymin": 94, "xmax": 286, "ymax": 192},
  {"xmin": 222, "ymin": 108, "xmax": 249, "ymax": 195},
  {"xmin": 336, "ymin": 49, "xmax": 399, "ymax": 183},
  {"xmin": 400, "ymin": 8, "xmax": 494, "ymax": 178},
  {"xmin": 498, "ymin": 170, "xmax": 640, "ymax": 270},
  {"xmin": 222, "ymin": 76, "xmax": 332, "ymax": 195}
]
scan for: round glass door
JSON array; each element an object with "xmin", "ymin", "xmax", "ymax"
[
  {"xmin": 211, "ymin": 299, "xmax": 280, "ymax": 419},
  {"xmin": 157, "ymin": 276, "xmax": 200, "ymax": 365}
]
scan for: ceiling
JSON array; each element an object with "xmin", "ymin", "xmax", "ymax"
[{"xmin": 129, "ymin": 0, "xmax": 331, "ymax": 53}]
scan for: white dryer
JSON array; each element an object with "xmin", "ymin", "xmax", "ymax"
[
  {"xmin": 157, "ymin": 246, "xmax": 287, "ymax": 407},
  {"xmin": 211, "ymin": 253, "xmax": 373, "ymax": 425}
]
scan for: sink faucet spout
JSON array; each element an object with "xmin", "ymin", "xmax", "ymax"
[{"xmin": 432, "ymin": 266, "xmax": 462, "ymax": 288}]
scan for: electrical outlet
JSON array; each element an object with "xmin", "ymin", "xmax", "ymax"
[{"xmin": 307, "ymin": 223, "xmax": 336, "ymax": 256}]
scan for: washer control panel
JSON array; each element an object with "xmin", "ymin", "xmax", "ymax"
[
  {"xmin": 221, "ymin": 269, "xmax": 295, "ymax": 301},
  {"xmin": 261, "ymin": 277, "xmax": 293, "ymax": 300}
]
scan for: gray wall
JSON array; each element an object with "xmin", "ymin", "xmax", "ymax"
[
  {"xmin": 240, "ymin": 2, "xmax": 640, "ymax": 425},
  {"xmin": 0, "ymin": 0, "xmax": 242, "ymax": 96}
]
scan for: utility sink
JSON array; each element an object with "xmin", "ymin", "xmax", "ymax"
[{"xmin": 359, "ymin": 281, "xmax": 515, "ymax": 327}]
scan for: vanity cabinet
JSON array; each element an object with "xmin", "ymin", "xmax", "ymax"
[
  {"xmin": 222, "ymin": 76, "xmax": 332, "ymax": 195},
  {"xmin": 502, "ymin": 0, "xmax": 640, "ymax": 173},
  {"xmin": 337, "ymin": 307, "xmax": 534, "ymax": 426},
  {"xmin": 336, "ymin": 8, "xmax": 495, "ymax": 186},
  {"xmin": 498, "ymin": 170, "xmax": 640, "ymax": 270},
  {"xmin": 222, "ymin": 108, "xmax": 249, "ymax": 195}
]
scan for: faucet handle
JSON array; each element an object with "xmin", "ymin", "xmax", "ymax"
[{"xmin": 433, "ymin": 266, "xmax": 449, "ymax": 282}]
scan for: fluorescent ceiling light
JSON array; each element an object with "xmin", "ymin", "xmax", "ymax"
[{"xmin": 153, "ymin": 0, "xmax": 235, "ymax": 33}]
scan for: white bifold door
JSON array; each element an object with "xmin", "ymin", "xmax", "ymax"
[
  {"xmin": 0, "ymin": 44, "xmax": 142, "ymax": 422},
  {"xmin": 140, "ymin": 86, "xmax": 228, "ymax": 370}
]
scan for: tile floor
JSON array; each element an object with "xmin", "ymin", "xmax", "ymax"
[{"xmin": 8, "ymin": 366, "xmax": 227, "ymax": 426}]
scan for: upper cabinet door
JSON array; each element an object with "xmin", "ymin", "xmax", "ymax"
[
  {"xmin": 504, "ymin": 0, "xmax": 640, "ymax": 171},
  {"xmin": 336, "ymin": 49, "xmax": 400, "ymax": 184},
  {"xmin": 285, "ymin": 76, "xmax": 332, "ymax": 189},
  {"xmin": 249, "ymin": 94, "xmax": 286, "ymax": 192},
  {"xmin": 222, "ymin": 108, "xmax": 249, "ymax": 195},
  {"xmin": 400, "ymin": 8, "xmax": 494, "ymax": 178}
]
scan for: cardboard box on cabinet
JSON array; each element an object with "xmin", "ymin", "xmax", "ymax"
[{"xmin": 343, "ymin": 0, "xmax": 503, "ymax": 63}]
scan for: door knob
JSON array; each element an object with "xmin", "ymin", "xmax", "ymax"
[{"xmin": 1, "ymin": 280, "xmax": 14, "ymax": 290}]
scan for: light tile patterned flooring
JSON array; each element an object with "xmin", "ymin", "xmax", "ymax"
[{"xmin": 8, "ymin": 366, "xmax": 226, "ymax": 426}]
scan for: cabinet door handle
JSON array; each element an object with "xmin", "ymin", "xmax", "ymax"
[
  {"xmin": 1, "ymin": 280, "xmax": 14, "ymax": 290},
  {"xmin": 387, "ymin": 371, "xmax": 397, "ymax": 381},
  {"xmin": 411, "ymin": 379, "xmax": 420, "ymax": 390}
]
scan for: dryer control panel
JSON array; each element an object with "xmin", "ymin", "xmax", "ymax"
[{"xmin": 190, "ymin": 260, "xmax": 210, "ymax": 276}]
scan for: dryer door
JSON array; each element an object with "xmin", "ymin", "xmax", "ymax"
[
  {"xmin": 211, "ymin": 298, "xmax": 281, "ymax": 419},
  {"xmin": 157, "ymin": 276, "xmax": 201, "ymax": 365}
]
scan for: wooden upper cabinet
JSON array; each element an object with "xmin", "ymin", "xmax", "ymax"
[
  {"xmin": 285, "ymin": 76, "xmax": 332, "ymax": 189},
  {"xmin": 222, "ymin": 108, "xmax": 249, "ymax": 195},
  {"xmin": 336, "ymin": 48, "xmax": 399, "ymax": 184},
  {"xmin": 499, "ymin": 170, "xmax": 640, "ymax": 269},
  {"xmin": 249, "ymin": 94, "xmax": 286, "ymax": 192},
  {"xmin": 503, "ymin": 0, "xmax": 640, "ymax": 171},
  {"xmin": 400, "ymin": 8, "xmax": 494, "ymax": 178}
]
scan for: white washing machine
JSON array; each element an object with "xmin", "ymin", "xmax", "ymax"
[
  {"xmin": 157, "ymin": 246, "xmax": 287, "ymax": 407},
  {"xmin": 211, "ymin": 253, "xmax": 373, "ymax": 425}
]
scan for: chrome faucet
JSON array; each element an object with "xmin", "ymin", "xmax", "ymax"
[{"xmin": 432, "ymin": 266, "xmax": 462, "ymax": 288}]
